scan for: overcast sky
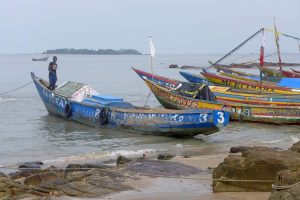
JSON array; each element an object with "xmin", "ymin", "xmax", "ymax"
[{"xmin": 0, "ymin": 0, "xmax": 299, "ymax": 54}]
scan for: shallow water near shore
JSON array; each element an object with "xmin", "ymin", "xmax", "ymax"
[{"xmin": 0, "ymin": 54, "xmax": 300, "ymax": 170}]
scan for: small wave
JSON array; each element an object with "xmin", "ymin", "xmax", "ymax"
[
  {"xmin": 291, "ymin": 135, "xmax": 300, "ymax": 143},
  {"xmin": 43, "ymin": 151, "xmax": 109, "ymax": 164},
  {"xmin": 176, "ymin": 144, "xmax": 183, "ymax": 148},
  {"xmin": 260, "ymin": 139, "xmax": 284, "ymax": 144},
  {"xmin": 245, "ymin": 138, "xmax": 285, "ymax": 145},
  {"xmin": 43, "ymin": 149, "xmax": 157, "ymax": 164},
  {"xmin": 108, "ymin": 149, "xmax": 156, "ymax": 157}
]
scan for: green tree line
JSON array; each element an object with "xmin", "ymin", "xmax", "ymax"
[{"xmin": 44, "ymin": 48, "xmax": 142, "ymax": 55}]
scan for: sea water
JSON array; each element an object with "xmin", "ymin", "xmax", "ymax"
[{"xmin": 0, "ymin": 54, "xmax": 299, "ymax": 169}]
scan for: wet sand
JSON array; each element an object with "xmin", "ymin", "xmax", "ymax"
[{"xmin": 98, "ymin": 154, "xmax": 270, "ymax": 200}]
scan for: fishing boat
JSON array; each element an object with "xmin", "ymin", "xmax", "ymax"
[
  {"xmin": 199, "ymin": 64, "xmax": 300, "ymax": 89},
  {"xmin": 32, "ymin": 57, "xmax": 48, "ymax": 61},
  {"xmin": 31, "ymin": 72, "xmax": 229, "ymax": 137},
  {"xmin": 291, "ymin": 68, "xmax": 300, "ymax": 74},
  {"xmin": 133, "ymin": 68, "xmax": 300, "ymax": 107},
  {"xmin": 141, "ymin": 77, "xmax": 300, "ymax": 124},
  {"xmin": 179, "ymin": 71, "xmax": 210, "ymax": 85},
  {"xmin": 261, "ymin": 67, "xmax": 300, "ymax": 78},
  {"xmin": 201, "ymin": 24, "xmax": 300, "ymax": 92},
  {"xmin": 201, "ymin": 70, "xmax": 300, "ymax": 94}
]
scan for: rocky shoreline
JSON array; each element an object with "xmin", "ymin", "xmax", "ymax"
[
  {"xmin": 213, "ymin": 141, "xmax": 300, "ymax": 199},
  {"xmin": 1, "ymin": 142, "xmax": 300, "ymax": 200},
  {"xmin": 0, "ymin": 154, "xmax": 204, "ymax": 200}
]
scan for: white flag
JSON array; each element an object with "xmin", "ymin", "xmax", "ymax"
[{"xmin": 149, "ymin": 37, "xmax": 156, "ymax": 58}]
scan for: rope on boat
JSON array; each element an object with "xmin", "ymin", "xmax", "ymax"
[
  {"xmin": 143, "ymin": 90, "xmax": 152, "ymax": 107},
  {"xmin": 272, "ymin": 181, "xmax": 300, "ymax": 190},
  {"xmin": 0, "ymin": 81, "xmax": 33, "ymax": 96},
  {"xmin": 228, "ymin": 50, "xmax": 278, "ymax": 67},
  {"xmin": 264, "ymin": 28, "xmax": 300, "ymax": 41},
  {"xmin": 206, "ymin": 28, "xmax": 264, "ymax": 70},
  {"xmin": 223, "ymin": 48, "xmax": 260, "ymax": 65},
  {"xmin": 127, "ymin": 92, "xmax": 152, "ymax": 104}
]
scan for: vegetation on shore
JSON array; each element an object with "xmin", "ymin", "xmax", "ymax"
[{"xmin": 44, "ymin": 48, "xmax": 142, "ymax": 55}]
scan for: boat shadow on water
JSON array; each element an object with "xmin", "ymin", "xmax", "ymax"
[{"xmin": 37, "ymin": 114, "xmax": 209, "ymax": 147}]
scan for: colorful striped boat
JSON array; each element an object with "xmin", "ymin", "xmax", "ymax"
[
  {"xmin": 31, "ymin": 72, "xmax": 229, "ymax": 137},
  {"xmin": 261, "ymin": 67, "xmax": 300, "ymax": 78},
  {"xmin": 142, "ymin": 78, "xmax": 300, "ymax": 124},
  {"xmin": 201, "ymin": 71, "xmax": 300, "ymax": 94},
  {"xmin": 181, "ymin": 68, "xmax": 300, "ymax": 90},
  {"xmin": 291, "ymin": 68, "xmax": 300, "ymax": 74},
  {"xmin": 133, "ymin": 68, "xmax": 300, "ymax": 107}
]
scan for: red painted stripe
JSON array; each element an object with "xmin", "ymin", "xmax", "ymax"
[
  {"xmin": 282, "ymin": 70, "xmax": 300, "ymax": 78},
  {"xmin": 215, "ymin": 97, "xmax": 300, "ymax": 107},
  {"xmin": 202, "ymin": 72, "xmax": 294, "ymax": 91},
  {"xmin": 133, "ymin": 68, "xmax": 179, "ymax": 85}
]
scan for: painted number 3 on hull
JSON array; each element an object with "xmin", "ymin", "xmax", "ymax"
[
  {"xmin": 199, "ymin": 114, "xmax": 208, "ymax": 123},
  {"xmin": 217, "ymin": 112, "xmax": 225, "ymax": 124}
]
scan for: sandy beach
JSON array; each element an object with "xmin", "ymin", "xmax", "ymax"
[{"xmin": 96, "ymin": 153, "xmax": 270, "ymax": 200}]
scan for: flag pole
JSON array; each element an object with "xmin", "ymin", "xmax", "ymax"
[
  {"xmin": 273, "ymin": 17, "xmax": 283, "ymax": 75},
  {"xmin": 144, "ymin": 35, "xmax": 155, "ymax": 107},
  {"xmin": 149, "ymin": 35, "xmax": 154, "ymax": 80}
]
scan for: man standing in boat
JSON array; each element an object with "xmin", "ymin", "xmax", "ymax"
[{"xmin": 48, "ymin": 56, "xmax": 58, "ymax": 90}]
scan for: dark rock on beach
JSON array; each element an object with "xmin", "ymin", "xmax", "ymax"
[
  {"xmin": 116, "ymin": 155, "xmax": 132, "ymax": 165},
  {"xmin": 0, "ymin": 169, "xmax": 131, "ymax": 199},
  {"xmin": 269, "ymin": 183, "xmax": 300, "ymax": 200},
  {"xmin": 289, "ymin": 141, "xmax": 300, "ymax": 153},
  {"xmin": 65, "ymin": 163, "xmax": 111, "ymax": 172},
  {"xmin": 126, "ymin": 159, "xmax": 203, "ymax": 177},
  {"xmin": 213, "ymin": 143, "xmax": 300, "ymax": 193},
  {"xmin": 19, "ymin": 161, "xmax": 43, "ymax": 170},
  {"xmin": 169, "ymin": 64, "xmax": 179, "ymax": 68},
  {"xmin": 157, "ymin": 153, "xmax": 175, "ymax": 160},
  {"xmin": 0, "ymin": 155, "xmax": 206, "ymax": 199},
  {"xmin": 180, "ymin": 65, "xmax": 202, "ymax": 70},
  {"xmin": 0, "ymin": 163, "xmax": 132, "ymax": 199}
]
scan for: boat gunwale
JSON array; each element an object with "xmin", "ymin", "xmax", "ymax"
[
  {"xmin": 144, "ymin": 78, "xmax": 300, "ymax": 109},
  {"xmin": 202, "ymin": 71, "xmax": 300, "ymax": 92},
  {"xmin": 31, "ymin": 73, "xmax": 216, "ymax": 115}
]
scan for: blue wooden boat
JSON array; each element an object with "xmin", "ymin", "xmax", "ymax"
[
  {"xmin": 31, "ymin": 72, "xmax": 229, "ymax": 137},
  {"xmin": 180, "ymin": 70, "xmax": 300, "ymax": 91},
  {"xmin": 179, "ymin": 70, "xmax": 210, "ymax": 84},
  {"xmin": 179, "ymin": 71, "xmax": 210, "ymax": 85},
  {"xmin": 32, "ymin": 56, "xmax": 48, "ymax": 61}
]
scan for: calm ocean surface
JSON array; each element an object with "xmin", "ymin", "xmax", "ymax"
[{"xmin": 0, "ymin": 54, "xmax": 300, "ymax": 169}]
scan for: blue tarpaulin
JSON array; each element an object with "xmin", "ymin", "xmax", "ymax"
[{"xmin": 278, "ymin": 78, "xmax": 300, "ymax": 88}]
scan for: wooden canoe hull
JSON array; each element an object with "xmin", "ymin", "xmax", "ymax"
[
  {"xmin": 143, "ymin": 78, "xmax": 300, "ymax": 125},
  {"xmin": 32, "ymin": 57, "xmax": 48, "ymax": 61},
  {"xmin": 261, "ymin": 68, "xmax": 300, "ymax": 78},
  {"xmin": 201, "ymin": 71, "xmax": 300, "ymax": 95},
  {"xmin": 31, "ymin": 72, "xmax": 229, "ymax": 137}
]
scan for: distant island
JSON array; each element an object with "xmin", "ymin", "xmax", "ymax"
[{"xmin": 44, "ymin": 48, "xmax": 142, "ymax": 55}]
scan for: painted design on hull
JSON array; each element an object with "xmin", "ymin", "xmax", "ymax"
[
  {"xmin": 144, "ymin": 78, "xmax": 300, "ymax": 125},
  {"xmin": 31, "ymin": 73, "xmax": 229, "ymax": 137}
]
